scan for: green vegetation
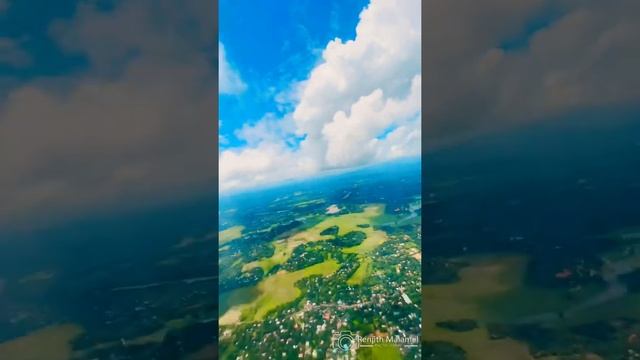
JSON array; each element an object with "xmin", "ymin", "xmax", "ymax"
[
  {"xmin": 435, "ymin": 319, "xmax": 478, "ymax": 332},
  {"xmin": 423, "ymin": 258, "xmax": 468, "ymax": 284},
  {"xmin": 342, "ymin": 229, "xmax": 386, "ymax": 255},
  {"xmin": 0, "ymin": 324, "xmax": 83, "ymax": 360},
  {"xmin": 320, "ymin": 225, "xmax": 339, "ymax": 236},
  {"xmin": 282, "ymin": 243, "xmax": 326, "ymax": 271},
  {"xmin": 357, "ymin": 344, "xmax": 403, "ymax": 360},
  {"xmin": 220, "ymin": 198, "xmax": 422, "ymax": 359},
  {"xmin": 422, "ymin": 256, "xmax": 535, "ymax": 360},
  {"xmin": 604, "ymin": 227, "xmax": 640, "ymax": 243},
  {"xmin": 294, "ymin": 199, "xmax": 325, "ymax": 208},
  {"xmin": 259, "ymin": 220, "xmax": 303, "ymax": 240},
  {"xmin": 241, "ymin": 205, "xmax": 386, "ymax": 276},
  {"xmin": 333, "ymin": 231, "xmax": 366, "ymax": 247},
  {"xmin": 125, "ymin": 318, "xmax": 192, "ymax": 346},
  {"xmin": 242, "ymin": 242, "xmax": 288, "ymax": 273},
  {"xmin": 422, "ymin": 341, "xmax": 466, "ymax": 360},
  {"xmin": 221, "ymin": 259, "xmax": 340, "ymax": 324},
  {"xmin": 423, "ymin": 254, "xmax": 632, "ymax": 359},
  {"xmin": 219, "ymin": 286, "xmax": 259, "ymax": 316},
  {"xmin": 347, "ymin": 257, "xmax": 372, "ymax": 286},
  {"xmin": 219, "ymin": 226, "xmax": 244, "ymax": 246}
]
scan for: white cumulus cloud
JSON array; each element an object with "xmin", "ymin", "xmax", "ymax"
[{"xmin": 220, "ymin": 0, "xmax": 421, "ymax": 192}]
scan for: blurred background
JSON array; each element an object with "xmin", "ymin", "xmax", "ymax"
[
  {"xmin": 0, "ymin": 1, "xmax": 218, "ymax": 359},
  {"xmin": 422, "ymin": 1, "xmax": 640, "ymax": 359}
]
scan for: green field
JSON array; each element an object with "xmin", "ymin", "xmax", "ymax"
[
  {"xmin": 242, "ymin": 241, "xmax": 289, "ymax": 273},
  {"xmin": 347, "ymin": 257, "xmax": 372, "ymax": 286},
  {"xmin": 357, "ymin": 344, "xmax": 403, "ymax": 359},
  {"xmin": 423, "ymin": 254, "xmax": 615, "ymax": 360},
  {"xmin": 0, "ymin": 324, "xmax": 83, "ymax": 360},
  {"xmin": 221, "ymin": 259, "xmax": 340, "ymax": 324},
  {"xmin": 242, "ymin": 205, "xmax": 386, "ymax": 275},
  {"xmin": 422, "ymin": 256, "xmax": 534, "ymax": 360},
  {"xmin": 219, "ymin": 225, "xmax": 244, "ymax": 246},
  {"xmin": 342, "ymin": 229, "xmax": 387, "ymax": 255}
]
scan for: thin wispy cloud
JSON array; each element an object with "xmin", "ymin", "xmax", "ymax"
[{"xmin": 219, "ymin": 42, "xmax": 247, "ymax": 95}]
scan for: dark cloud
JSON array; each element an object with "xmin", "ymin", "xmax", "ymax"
[
  {"xmin": 424, "ymin": 0, "xmax": 640, "ymax": 147},
  {"xmin": 0, "ymin": 0, "xmax": 216, "ymax": 230}
]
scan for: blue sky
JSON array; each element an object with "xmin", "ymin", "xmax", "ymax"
[
  {"xmin": 1, "ymin": 0, "xmax": 637, "ymax": 227},
  {"xmin": 219, "ymin": 0, "xmax": 423, "ymax": 192},
  {"xmin": 219, "ymin": 0, "xmax": 368, "ymax": 149}
]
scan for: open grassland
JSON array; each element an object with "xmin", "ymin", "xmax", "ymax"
[
  {"xmin": 185, "ymin": 344, "xmax": 217, "ymax": 360},
  {"xmin": 424, "ymin": 254, "xmax": 605, "ymax": 359},
  {"xmin": 342, "ymin": 229, "xmax": 386, "ymax": 255},
  {"xmin": 221, "ymin": 259, "xmax": 341, "ymax": 325},
  {"xmin": 126, "ymin": 318, "xmax": 191, "ymax": 346},
  {"xmin": 0, "ymin": 324, "xmax": 83, "ymax": 360},
  {"xmin": 347, "ymin": 257, "xmax": 372, "ymax": 286},
  {"xmin": 72, "ymin": 317, "xmax": 195, "ymax": 357},
  {"xmin": 423, "ymin": 256, "xmax": 534, "ymax": 360},
  {"xmin": 219, "ymin": 285, "xmax": 260, "ymax": 316},
  {"xmin": 231, "ymin": 205, "xmax": 390, "ymax": 322},
  {"xmin": 242, "ymin": 241, "xmax": 289, "ymax": 273},
  {"xmin": 219, "ymin": 225, "xmax": 244, "ymax": 246},
  {"xmin": 357, "ymin": 344, "xmax": 403, "ymax": 359},
  {"xmin": 243, "ymin": 205, "xmax": 386, "ymax": 274}
]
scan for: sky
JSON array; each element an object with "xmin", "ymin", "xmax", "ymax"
[
  {"xmin": 1, "ymin": 0, "xmax": 638, "ymax": 230},
  {"xmin": 421, "ymin": 0, "xmax": 640, "ymax": 148},
  {"xmin": 218, "ymin": 0, "xmax": 422, "ymax": 192},
  {"xmin": 219, "ymin": 0, "xmax": 369, "ymax": 135}
]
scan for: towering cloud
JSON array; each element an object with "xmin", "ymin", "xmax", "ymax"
[{"xmin": 220, "ymin": 0, "xmax": 422, "ymax": 192}]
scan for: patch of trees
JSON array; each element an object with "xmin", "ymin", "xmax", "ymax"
[
  {"xmin": 332, "ymin": 231, "xmax": 366, "ymax": 247},
  {"xmin": 423, "ymin": 341, "xmax": 466, "ymax": 360},
  {"xmin": 422, "ymin": 258, "xmax": 468, "ymax": 284},
  {"xmin": 320, "ymin": 225, "xmax": 339, "ymax": 236},
  {"xmin": 282, "ymin": 244, "xmax": 325, "ymax": 271},
  {"xmin": 620, "ymin": 269, "xmax": 640, "ymax": 292},
  {"xmin": 570, "ymin": 320, "xmax": 616, "ymax": 341},
  {"xmin": 219, "ymin": 267, "xmax": 262, "ymax": 292},
  {"xmin": 488, "ymin": 323, "xmax": 577, "ymax": 357},
  {"xmin": 269, "ymin": 220, "xmax": 302, "ymax": 239},
  {"xmin": 435, "ymin": 319, "xmax": 478, "ymax": 332},
  {"xmin": 244, "ymin": 242, "xmax": 275, "ymax": 263}
]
